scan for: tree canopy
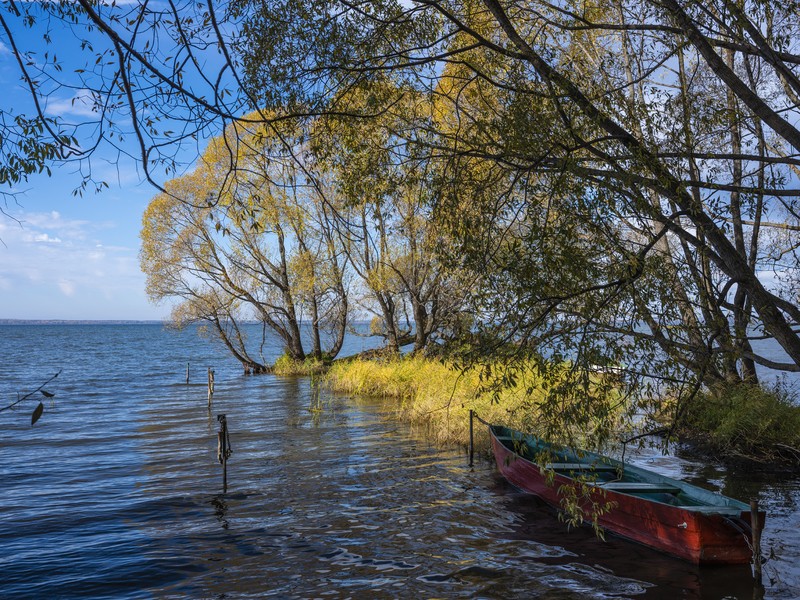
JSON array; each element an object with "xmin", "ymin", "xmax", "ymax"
[
  {"xmin": 5, "ymin": 0, "xmax": 800, "ymax": 427},
  {"xmin": 141, "ymin": 116, "xmax": 350, "ymax": 368}
]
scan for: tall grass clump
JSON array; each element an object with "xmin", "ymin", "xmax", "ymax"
[
  {"xmin": 326, "ymin": 355, "xmax": 625, "ymax": 449},
  {"xmin": 680, "ymin": 383, "xmax": 800, "ymax": 461},
  {"xmin": 272, "ymin": 353, "xmax": 326, "ymax": 377}
]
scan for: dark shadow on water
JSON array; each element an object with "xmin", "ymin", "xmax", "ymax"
[{"xmin": 211, "ymin": 494, "xmax": 229, "ymax": 529}]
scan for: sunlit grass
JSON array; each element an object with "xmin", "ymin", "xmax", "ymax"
[
  {"xmin": 272, "ymin": 353, "xmax": 327, "ymax": 377},
  {"xmin": 326, "ymin": 355, "xmax": 625, "ymax": 449}
]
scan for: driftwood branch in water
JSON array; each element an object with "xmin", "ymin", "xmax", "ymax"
[
  {"xmin": 0, "ymin": 369, "xmax": 62, "ymax": 413},
  {"xmin": 1, "ymin": 370, "xmax": 62, "ymax": 424}
]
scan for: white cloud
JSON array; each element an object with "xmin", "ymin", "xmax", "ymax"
[
  {"xmin": 58, "ymin": 279, "xmax": 76, "ymax": 297},
  {"xmin": 24, "ymin": 267, "xmax": 42, "ymax": 282},
  {"xmin": 33, "ymin": 233, "xmax": 62, "ymax": 243},
  {"xmin": 23, "ymin": 211, "xmax": 90, "ymax": 241},
  {"xmin": 0, "ymin": 41, "xmax": 11, "ymax": 57},
  {"xmin": 45, "ymin": 89, "xmax": 103, "ymax": 119},
  {"xmin": 0, "ymin": 209, "xmax": 157, "ymax": 318}
]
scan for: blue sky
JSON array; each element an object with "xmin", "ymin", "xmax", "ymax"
[
  {"xmin": 0, "ymin": 3, "xmax": 241, "ymax": 320},
  {"xmin": 0, "ymin": 157, "xmax": 168, "ymax": 320},
  {"xmin": 0, "ymin": 14, "xmax": 186, "ymax": 321},
  {"xmin": 0, "ymin": 112, "xmax": 169, "ymax": 322}
]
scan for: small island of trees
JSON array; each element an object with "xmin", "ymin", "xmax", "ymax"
[{"xmin": 3, "ymin": 0, "xmax": 800, "ymax": 459}]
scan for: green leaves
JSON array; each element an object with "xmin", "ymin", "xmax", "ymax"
[
  {"xmin": 0, "ymin": 113, "xmax": 81, "ymax": 192},
  {"xmin": 31, "ymin": 402, "xmax": 44, "ymax": 426}
]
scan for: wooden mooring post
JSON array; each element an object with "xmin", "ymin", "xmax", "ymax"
[
  {"xmin": 750, "ymin": 498, "xmax": 763, "ymax": 584},
  {"xmin": 207, "ymin": 367, "xmax": 215, "ymax": 406},
  {"xmin": 217, "ymin": 414, "xmax": 231, "ymax": 493}
]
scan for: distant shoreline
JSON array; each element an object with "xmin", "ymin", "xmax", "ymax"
[
  {"xmin": 0, "ymin": 319, "xmax": 165, "ymax": 325},
  {"xmin": 0, "ymin": 319, "xmax": 374, "ymax": 326}
]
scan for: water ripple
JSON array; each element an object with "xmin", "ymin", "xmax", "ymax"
[{"xmin": 1, "ymin": 325, "xmax": 798, "ymax": 599}]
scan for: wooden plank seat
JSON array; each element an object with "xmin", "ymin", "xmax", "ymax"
[
  {"xmin": 600, "ymin": 482, "xmax": 681, "ymax": 494},
  {"xmin": 676, "ymin": 505, "xmax": 743, "ymax": 515},
  {"xmin": 545, "ymin": 462, "xmax": 618, "ymax": 472}
]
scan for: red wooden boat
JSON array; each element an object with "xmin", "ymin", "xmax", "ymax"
[{"xmin": 489, "ymin": 424, "xmax": 764, "ymax": 565}]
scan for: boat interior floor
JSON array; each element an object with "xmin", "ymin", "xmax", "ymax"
[
  {"xmin": 545, "ymin": 462, "xmax": 618, "ymax": 471},
  {"xmin": 495, "ymin": 433, "xmax": 746, "ymax": 515}
]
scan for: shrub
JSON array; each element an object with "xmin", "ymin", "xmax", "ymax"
[
  {"xmin": 681, "ymin": 383, "xmax": 800, "ymax": 459},
  {"xmin": 272, "ymin": 354, "xmax": 326, "ymax": 377}
]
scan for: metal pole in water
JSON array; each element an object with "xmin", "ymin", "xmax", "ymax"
[
  {"xmin": 750, "ymin": 498, "xmax": 763, "ymax": 584},
  {"xmin": 469, "ymin": 410, "xmax": 474, "ymax": 467},
  {"xmin": 217, "ymin": 414, "xmax": 231, "ymax": 493}
]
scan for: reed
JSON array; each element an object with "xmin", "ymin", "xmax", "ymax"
[
  {"xmin": 681, "ymin": 383, "xmax": 800, "ymax": 460},
  {"xmin": 326, "ymin": 355, "xmax": 622, "ymax": 448}
]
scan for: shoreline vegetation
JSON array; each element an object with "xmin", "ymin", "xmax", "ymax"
[
  {"xmin": 677, "ymin": 385, "xmax": 800, "ymax": 468},
  {"xmin": 275, "ymin": 350, "xmax": 622, "ymax": 446},
  {"xmin": 275, "ymin": 351, "xmax": 800, "ymax": 469}
]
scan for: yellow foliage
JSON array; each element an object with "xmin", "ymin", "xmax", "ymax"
[
  {"xmin": 273, "ymin": 354, "xmax": 326, "ymax": 376},
  {"xmin": 288, "ymin": 248, "xmax": 317, "ymax": 296}
]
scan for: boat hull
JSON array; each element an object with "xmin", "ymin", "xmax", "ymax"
[{"xmin": 490, "ymin": 432, "xmax": 761, "ymax": 565}]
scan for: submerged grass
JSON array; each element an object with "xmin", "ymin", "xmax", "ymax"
[{"xmin": 327, "ymin": 354, "xmax": 800, "ymax": 464}]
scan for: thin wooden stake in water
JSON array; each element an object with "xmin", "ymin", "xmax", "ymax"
[
  {"xmin": 217, "ymin": 414, "xmax": 231, "ymax": 493},
  {"xmin": 207, "ymin": 367, "xmax": 215, "ymax": 406},
  {"xmin": 469, "ymin": 410, "xmax": 474, "ymax": 467},
  {"xmin": 186, "ymin": 362, "xmax": 190, "ymax": 384},
  {"xmin": 750, "ymin": 498, "xmax": 763, "ymax": 583}
]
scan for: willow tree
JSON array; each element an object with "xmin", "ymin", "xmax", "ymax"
[
  {"xmin": 311, "ymin": 83, "xmax": 466, "ymax": 353},
  {"xmin": 409, "ymin": 0, "xmax": 800, "ymax": 438},
  {"xmin": 141, "ymin": 119, "xmax": 349, "ymax": 370}
]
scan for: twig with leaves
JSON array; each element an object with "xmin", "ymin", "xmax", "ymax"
[{"xmin": 0, "ymin": 369, "xmax": 62, "ymax": 425}]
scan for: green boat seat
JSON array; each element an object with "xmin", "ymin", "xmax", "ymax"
[
  {"xmin": 600, "ymin": 482, "xmax": 681, "ymax": 494},
  {"xmin": 545, "ymin": 462, "xmax": 618, "ymax": 472},
  {"xmin": 676, "ymin": 505, "xmax": 743, "ymax": 515}
]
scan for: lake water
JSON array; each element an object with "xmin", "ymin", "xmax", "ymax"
[{"xmin": 1, "ymin": 324, "xmax": 798, "ymax": 599}]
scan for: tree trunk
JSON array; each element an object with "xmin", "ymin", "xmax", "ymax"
[{"xmin": 411, "ymin": 294, "xmax": 429, "ymax": 352}]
